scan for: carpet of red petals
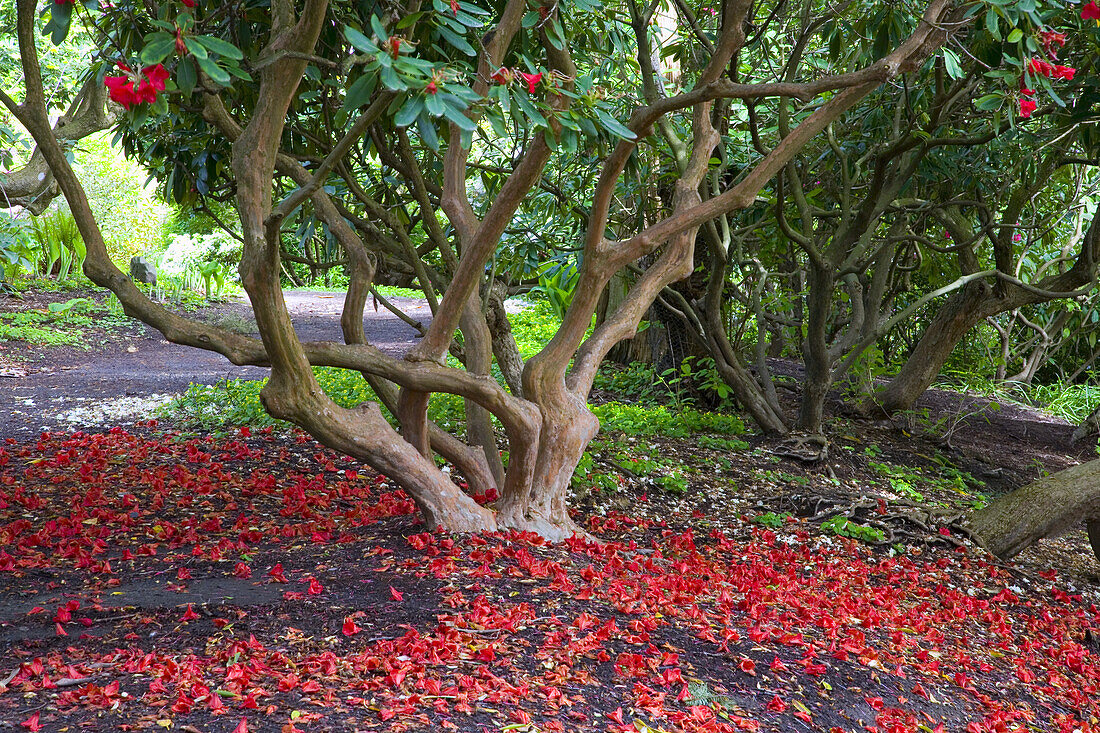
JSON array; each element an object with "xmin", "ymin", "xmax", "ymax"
[{"xmin": 1, "ymin": 426, "xmax": 1098, "ymax": 733}]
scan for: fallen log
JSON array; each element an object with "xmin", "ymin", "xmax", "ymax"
[{"xmin": 968, "ymin": 459, "xmax": 1100, "ymax": 561}]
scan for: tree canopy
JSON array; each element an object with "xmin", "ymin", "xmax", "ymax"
[{"xmin": 3, "ymin": 0, "xmax": 1100, "ymax": 547}]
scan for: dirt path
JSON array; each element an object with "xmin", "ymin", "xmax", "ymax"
[{"xmin": 0, "ymin": 290, "xmax": 432, "ymax": 440}]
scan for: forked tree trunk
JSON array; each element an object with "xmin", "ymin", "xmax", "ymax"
[
  {"xmin": 968, "ymin": 459, "xmax": 1100, "ymax": 561},
  {"xmin": 340, "ymin": 256, "xmax": 500, "ymax": 496},
  {"xmin": 795, "ymin": 263, "xmax": 835, "ymax": 433},
  {"xmin": 494, "ymin": 392, "xmax": 598, "ymax": 540}
]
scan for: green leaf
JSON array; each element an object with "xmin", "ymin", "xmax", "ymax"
[
  {"xmin": 984, "ymin": 9, "xmax": 1000, "ymax": 40},
  {"xmin": 343, "ymin": 74, "xmax": 375, "ymax": 111},
  {"xmin": 595, "ymin": 109, "xmax": 636, "ymax": 140},
  {"xmin": 440, "ymin": 101, "xmax": 476, "ymax": 131},
  {"xmin": 370, "ymin": 15, "xmax": 389, "ymax": 42},
  {"xmin": 140, "ymin": 33, "xmax": 176, "ymax": 65},
  {"xmin": 417, "ymin": 114, "xmax": 439, "ymax": 151},
  {"xmin": 486, "ymin": 108, "xmax": 509, "ymax": 137},
  {"xmin": 177, "ymin": 56, "xmax": 197, "ymax": 95},
  {"xmin": 45, "ymin": 2, "xmax": 73, "ymax": 46},
  {"xmin": 941, "ymin": 48, "xmax": 963, "ymax": 80},
  {"xmin": 458, "ymin": 1, "xmax": 490, "ymax": 14},
  {"xmin": 194, "ymin": 35, "xmax": 244, "ymax": 60},
  {"xmin": 345, "ymin": 26, "xmax": 378, "ymax": 53},
  {"xmin": 380, "ymin": 65, "xmax": 408, "ymax": 91},
  {"xmin": 183, "ymin": 37, "xmax": 209, "ymax": 60},
  {"xmin": 512, "ymin": 92, "xmax": 547, "ymax": 127},
  {"xmin": 452, "ymin": 9, "xmax": 483, "ymax": 27},
  {"xmin": 1006, "ymin": 28, "xmax": 1023, "ymax": 43},
  {"xmin": 395, "ymin": 96, "xmax": 424, "ymax": 126},
  {"xmin": 425, "ymin": 90, "xmax": 445, "ymax": 117},
  {"xmin": 395, "ymin": 11, "xmax": 425, "ymax": 29},
  {"xmin": 545, "ymin": 18, "xmax": 565, "ymax": 51},
  {"xmin": 196, "ymin": 54, "xmax": 231, "ymax": 85},
  {"xmin": 223, "ymin": 62, "xmax": 252, "ymax": 82},
  {"xmin": 436, "ymin": 24, "xmax": 476, "ymax": 55},
  {"xmin": 973, "ymin": 93, "xmax": 1002, "ymax": 111}
]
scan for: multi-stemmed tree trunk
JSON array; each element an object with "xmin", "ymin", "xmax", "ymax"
[
  {"xmin": 5, "ymin": 0, "xmax": 956, "ymax": 537},
  {"xmin": 873, "ymin": 165, "xmax": 1100, "ymax": 415}
]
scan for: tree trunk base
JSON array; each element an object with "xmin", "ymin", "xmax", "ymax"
[{"xmin": 496, "ymin": 509, "xmax": 589, "ymax": 542}]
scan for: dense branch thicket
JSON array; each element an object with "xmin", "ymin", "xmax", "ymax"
[{"xmin": 3, "ymin": 0, "xmax": 1099, "ymax": 546}]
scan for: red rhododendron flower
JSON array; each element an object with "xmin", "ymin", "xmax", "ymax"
[
  {"xmin": 519, "ymin": 71, "xmax": 542, "ymax": 94},
  {"xmin": 20, "ymin": 713, "xmax": 43, "ymax": 732},
  {"xmin": 490, "ymin": 67, "xmax": 512, "ymax": 85},
  {"xmin": 1039, "ymin": 29, "xmax": 1066, "ymax": 56},
  {"xmin": 389, "ymin": 585, "xmax": 403, "ymax": 601},
  {"xmin": 342, "ymin": 616, "xmax": 361, "ymax": 635},
  {"xmin": 426, "ymin": 80, "xmax": 438, "ymax": 95},
  {"xmin": 181, "ymin": 0, "xmax": 196, "ymax": 6},
  {"xmin": 1082, "ymin": 1, "xmax": 1100, "ymax": 20},
  {"xmin": 1019, "ymin": 98, "xmax": 1038, "ymax": 118},
  {"xmin": 268, "ymin": 562, "xmax": 287, "ymax": 583},
  {"xmin": 1028, "ymin": 58, "xmax": 1055, "ymax": 77},
  {"xmin": 104, "ymin": 74, "xmax": 139, "ymax": 109},
  {"xmin": 103, "ymin": 64, "xmax": 169, "ymax": 110},
  {"xmin": 1053, "ymin": 64, "xmax": 1075, "ymax": 80}
]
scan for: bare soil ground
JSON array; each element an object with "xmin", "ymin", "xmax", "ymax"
[{"xmin": 0, "ymin": 287, "xmax": 432, "ymax": 440}]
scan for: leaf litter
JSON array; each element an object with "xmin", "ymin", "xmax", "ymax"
[{"xmin": 0, "ymin": 425, "xmax": 1097, "ymax": 732}]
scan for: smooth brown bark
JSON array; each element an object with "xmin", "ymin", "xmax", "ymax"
[{"xmin": 0, "ymin": 79, "xmax": 117, "ymax": 214}]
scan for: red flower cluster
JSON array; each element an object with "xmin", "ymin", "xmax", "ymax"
[
  {"xmin": 1039, "ymin": 29, "xmax": 1066, "ymax": 56},
  {"xmin": 1083, "ymin": 2, "xmax": 1100, "ymax": 20},
  {"xmin": 1019, "ymin": 84, "xmax": 1038, "ymax": 118},
  {"xmin": 489, "ymin": 67, "xmax": 542, "ymax": 94},
  {"xmin": 103, "ymin": 64, "xmax": 169, "ymax": 110},
  {"xmin": 1028, "ymin": 57, "xmax": 1075, "ymax": 80}
]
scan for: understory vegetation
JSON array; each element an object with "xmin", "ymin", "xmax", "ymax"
[{"xmin": 3, "ymin": 0, "xmax": 1100, "ymax": 729}]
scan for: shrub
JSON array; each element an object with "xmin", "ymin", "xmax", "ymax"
[
  {"xmin": 66, "ymin": 132, "xmax": 168, "ymax": 265},
  {"xmin": 27, "ymin": 210, "xmax": 86, "ymax": 281},
  {"xmin": 157, "ymin": 231, "xmax": 242, "ymax": 298}
]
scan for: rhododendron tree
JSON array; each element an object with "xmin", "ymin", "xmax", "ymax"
[
  {"xmin": 0, "ymin": 0, "xmax": 1078, "ymax": 539},
  {"xmin": 623, "ymin": 0, "xmax": 1100, "ymax": 439}
]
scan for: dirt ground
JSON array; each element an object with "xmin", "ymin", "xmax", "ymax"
[{"xmin": 0, "ymin": 288, "xmax": 433, "ymax": 440}]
